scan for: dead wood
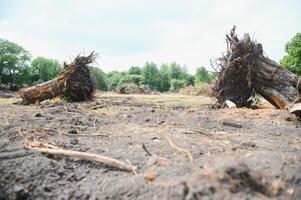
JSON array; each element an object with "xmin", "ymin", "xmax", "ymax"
[
  {"xmin": 142, "ymin": 143, "xmax": 152, "ymax": 156},
  {"xmin": 222, "ymin": 121, "xmax": 243, "ymax": 128},
  {"xmin": 24, "ymin": 140, "xmax": 137, "ymax": 172},
  {"xmin": 165, "ymin": 136, "xmax": 193, "ymax": 163},
  {"xmin": 19, "ymin": 52, "xmax": 96, "ymax": 104},
  {"xmin": 213, "ymin": 26, "xmax": 301, "ymax": 117}
]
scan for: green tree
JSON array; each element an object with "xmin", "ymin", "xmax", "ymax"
[
  {"xmin": 0, "ymin": 39, "xmax": 31, "ymax": 86},
  {"xmin": 170, "ymin": 79, "xmax": 186, "ymax": 92},
  {"xmin": 158, "ymin": 63, "xmax": 171, "ymax": 92},
  {"xmin": 128, "ymin": 66, "xmax": 142, "ymax": 75},
  {"xmin": 118, "ymin": 74, "xmax": 144, "ymax": 86},
  {"xmin": 195, "ymin": 67, "xmax": 212, "ymax": 83},
  {"xmin": 107, "ymin": 71, "xmax": 123, "ymax": 91},
  {"xmin": 280, "ymin": 33, "xmax": 301, "ymax": 75},
  {"xmin": 168, "ymin": 62, "xmax": 189, "ymax": 80},
  {"xmin": 142, "ymin": 62, "xmax": 160, "ymax": 90},
  {"xmin": 31, "ymin": 57, "xmax": 61, "ymax": 83},
  {"xmin": 89, "ymin": 66, "xmax": 107, "ymax": 91}
]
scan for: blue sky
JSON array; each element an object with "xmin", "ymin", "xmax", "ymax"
[{"xmin": 0, "ymin": 0, "xmax": 300, "ymax": 73}]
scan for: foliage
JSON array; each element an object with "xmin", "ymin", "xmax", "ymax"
[
  {"xmin": 31, "ymin": 57, "xmax": 61, "ymax": 83},
  {"xmin": 280, "ymin": 33, "xmax": 301, "ymax": 75},
  {"xmin": 128, "ymin": 66, "xmax": 142, "ymax": 75},
  {"xmin": 170, "ymin": 79, "xmax": 186, "ymax": 92},
  {"xmin": 117, "ymin": 74, "xmax": 144, "ymax": 86},
  {"xmin": 142, "ymin": 62, "xmax": 160, "ymax": 90},
  {"xmin": 89, "ymin": 66, "xmax": 107, "ymax": 90},
  {"xmin": 107, "ymin": 71, "xmax": 123, "ymax": 91},
  {"xmin": 195, "ymin": 66, "xmax": 212, "ymax": 83},
  {"xmin": 0, "ymin": 38, "xmax": 215, "ymax": 93},
  {"xmin": 0, "ymin": 39, "xmax": 31, "ymax": 86}
]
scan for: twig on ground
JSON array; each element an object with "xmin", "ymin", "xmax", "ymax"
[
  {"xmin": 59, "ymin": 131, "xmax": 109, "ymax": 137},
  {"xmin": 222, "ymin": 121, "xmax": 243, "ymax": 128},
  {"xmin": 178, "ymin": 128, "xmax": 212, "ymax": 136},
  {"xmin": 142, "ymin": 143, "xmax": 152, "ymax": 156},
  {"xmin": 24, "ymin": 140, "xmax": 137, "ymax": 172},
  {"xmin": 3, "ymin": 116, "xmax": 9, "ymax": 125},
  {"xmin": 165, "ymin": 136, "xmax": 193, "ymax": 163}
]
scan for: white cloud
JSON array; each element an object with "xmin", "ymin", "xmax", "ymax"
[{"xmin": 0, "ymin": 0, "xmax": 300, "ymax": 73}]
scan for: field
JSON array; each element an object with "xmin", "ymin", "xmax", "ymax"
[{"xmin": 1, "ymin": 92, "xmax": 301, "ymax": 199}]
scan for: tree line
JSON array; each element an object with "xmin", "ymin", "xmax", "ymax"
[
  {"xmin": 0, "ymin": 38, "xmax": 214, "ymax": 92},
  {"xmin": 91, "ymin": 62, "xmax": 213, "ymax": 92},
  {"xmin": 1, "ymin": 32, "xmax": 300, "ymax": 91}
]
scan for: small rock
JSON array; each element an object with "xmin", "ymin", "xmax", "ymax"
[
  {"xmin": 35, "ymin": 113, "xmax": 42, "ymax": 117},
  {"xmin": 67, "ymin": 128, "xmax": 78, "ymax": 134},
  {"xmin": 225, "ymin": 100, "xmax": 237, "ymax": 108},
  {"xmin": 70, "ymin": 139, "xmax": 79, "ymax": 145},
  {"xmin": 144, "ymin": 171, "xmax": 157, "ymax": 182},
  {"xmin": 157, "ymin": 120, "xmax": 165, "ymax": 125}
]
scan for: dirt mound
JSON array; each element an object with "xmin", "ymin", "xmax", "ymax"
[
  {"xmin": 178, "ymin": 83, "xmax": 212, "ymax": 96},
  {"xmin": 116, "ymin": 83, "xmax": 152, "ymax": 94}
]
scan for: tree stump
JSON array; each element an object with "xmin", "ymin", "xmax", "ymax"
[
  {"xmin": 213, "ymin": 26, "xmax": 301, "ymax": 117},
  {"xmin": 19, "ymin": 52, "xmax": 96, "ymax": 104}
]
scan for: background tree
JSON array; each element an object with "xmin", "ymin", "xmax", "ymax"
[
  {"xmin": 158, "ymin": 64, "xmax": 171, "ymax": 92},
  {"xmin": 195, "ymin": 66, "xmax": 212, "ymax": 83},
  {"xmin": 170, "ymin": 79, "xmax": 186, "ymax": 92},
  {"xmin": 117, "ymin": 74, "xmax": 144, "ymax": 86},
  {"xmin": 280, "ymin": 33, "xmax": 301, "ymax": 75},
  {"xmin": 128, "ymin": 66, "xmax": 142, "ymax": 75},
  {"xmin": 107, "ymin": 71, "xmax": 123, "ymax": 91},
  {"xmin": 167, "ymin": 62, "xmax": 189, "ymax": 80},
  {"xmin": 90, "ymin": 66, "xmax": 107, "ymax": 90},
  {"xmin": 31, "ymin": 57, "xmax": 61, "ymax": 84},
  {"xmin": 142, "ymin": 62, "xmax": 160, "ymax": 90},
  {"xmin": 0, "ymin": 39, "xmax": 31, "ymax": 86}
]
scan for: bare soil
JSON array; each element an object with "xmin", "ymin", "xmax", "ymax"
[{"xmin": 0, "ymin": 92, "xmax": 301, "ymax": 200}]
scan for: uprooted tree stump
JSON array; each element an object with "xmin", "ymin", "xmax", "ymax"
[
  {"xmin": 213, "ymin": 26, "xmax": 301, "ymax": 117},
  {"xmin": 19, "ymin": 52, "xmax": 96, "ymax": 104}
]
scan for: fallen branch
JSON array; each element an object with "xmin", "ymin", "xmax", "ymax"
[
  {"xmin": 222, "ymin": 121, "xmax": 243, "ymax": 128},
  {"xmin": 178, "ymin": 128, "xmax": 212, "ymax": 136},
  {"xmin": 24, "ymin": 140, "xmax": 137, "ymax": 172},
  {"xmin": 165, "ymin": 136, "xmax": 193, "ymax": 163},
  {"xmin": 59, "ymin": 131, "xmax": 109, "ymax": 137}
]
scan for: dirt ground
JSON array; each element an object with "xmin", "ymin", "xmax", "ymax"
[{"xmin": 1, "ymin": 91, "xmax": 301, "ymax": 200}]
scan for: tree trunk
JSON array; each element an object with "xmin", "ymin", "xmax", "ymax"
[
  {"xmin": 213, "ymin": 26, "xmax": 301, "ymax": 116},
  {"xmin": 19, "ymin": 52, "xmax": 96, "ymax": 104}
]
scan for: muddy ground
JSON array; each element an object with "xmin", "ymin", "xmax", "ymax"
[{"xmin": 0, "ymin": 91, "xmax": 301, "ymax": 200}]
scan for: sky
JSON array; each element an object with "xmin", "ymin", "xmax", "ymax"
[{"xmin": 0, "ymin": 0, "xmax": 300, "ymax": 73}]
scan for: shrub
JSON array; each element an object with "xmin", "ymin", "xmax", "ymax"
[{"xmin": 170, "ymin": 79, "xmax": 186, "ymax": 92}]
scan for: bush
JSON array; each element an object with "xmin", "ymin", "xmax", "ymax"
[
  {"xmin": 115, "ymin": 83, "xmax": 152, "ymax": 94},
  {"xmin": 178, "ymin": 82, "xmax": 212, "ymax": 96},
  {"xmin": 117, "ymin": 74, "xmax": 144, "ymax": 86},
  {"xmin": 170, "ymin": 79, "xmax": 186, "ymax": 92}
]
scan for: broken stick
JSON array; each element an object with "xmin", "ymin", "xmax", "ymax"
[
  {"xmin": 24, "ymin": 141, "xmax": 137, "ymax": 172},
  {"xmin": 165, "ymin": 136, "xmax": 193, "ymax": 163}
]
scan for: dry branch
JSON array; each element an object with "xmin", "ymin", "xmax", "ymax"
[
  {"xmin": 24, "ymin": 140, "xmax": 137, "ymax": 172},
  {"xmin": 165, "ymin": 136, "xmax": 193, "ymax": 163},
  {"xmin": 19, "ymin": 52, "xmax": 96, "ymax": 104}
]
